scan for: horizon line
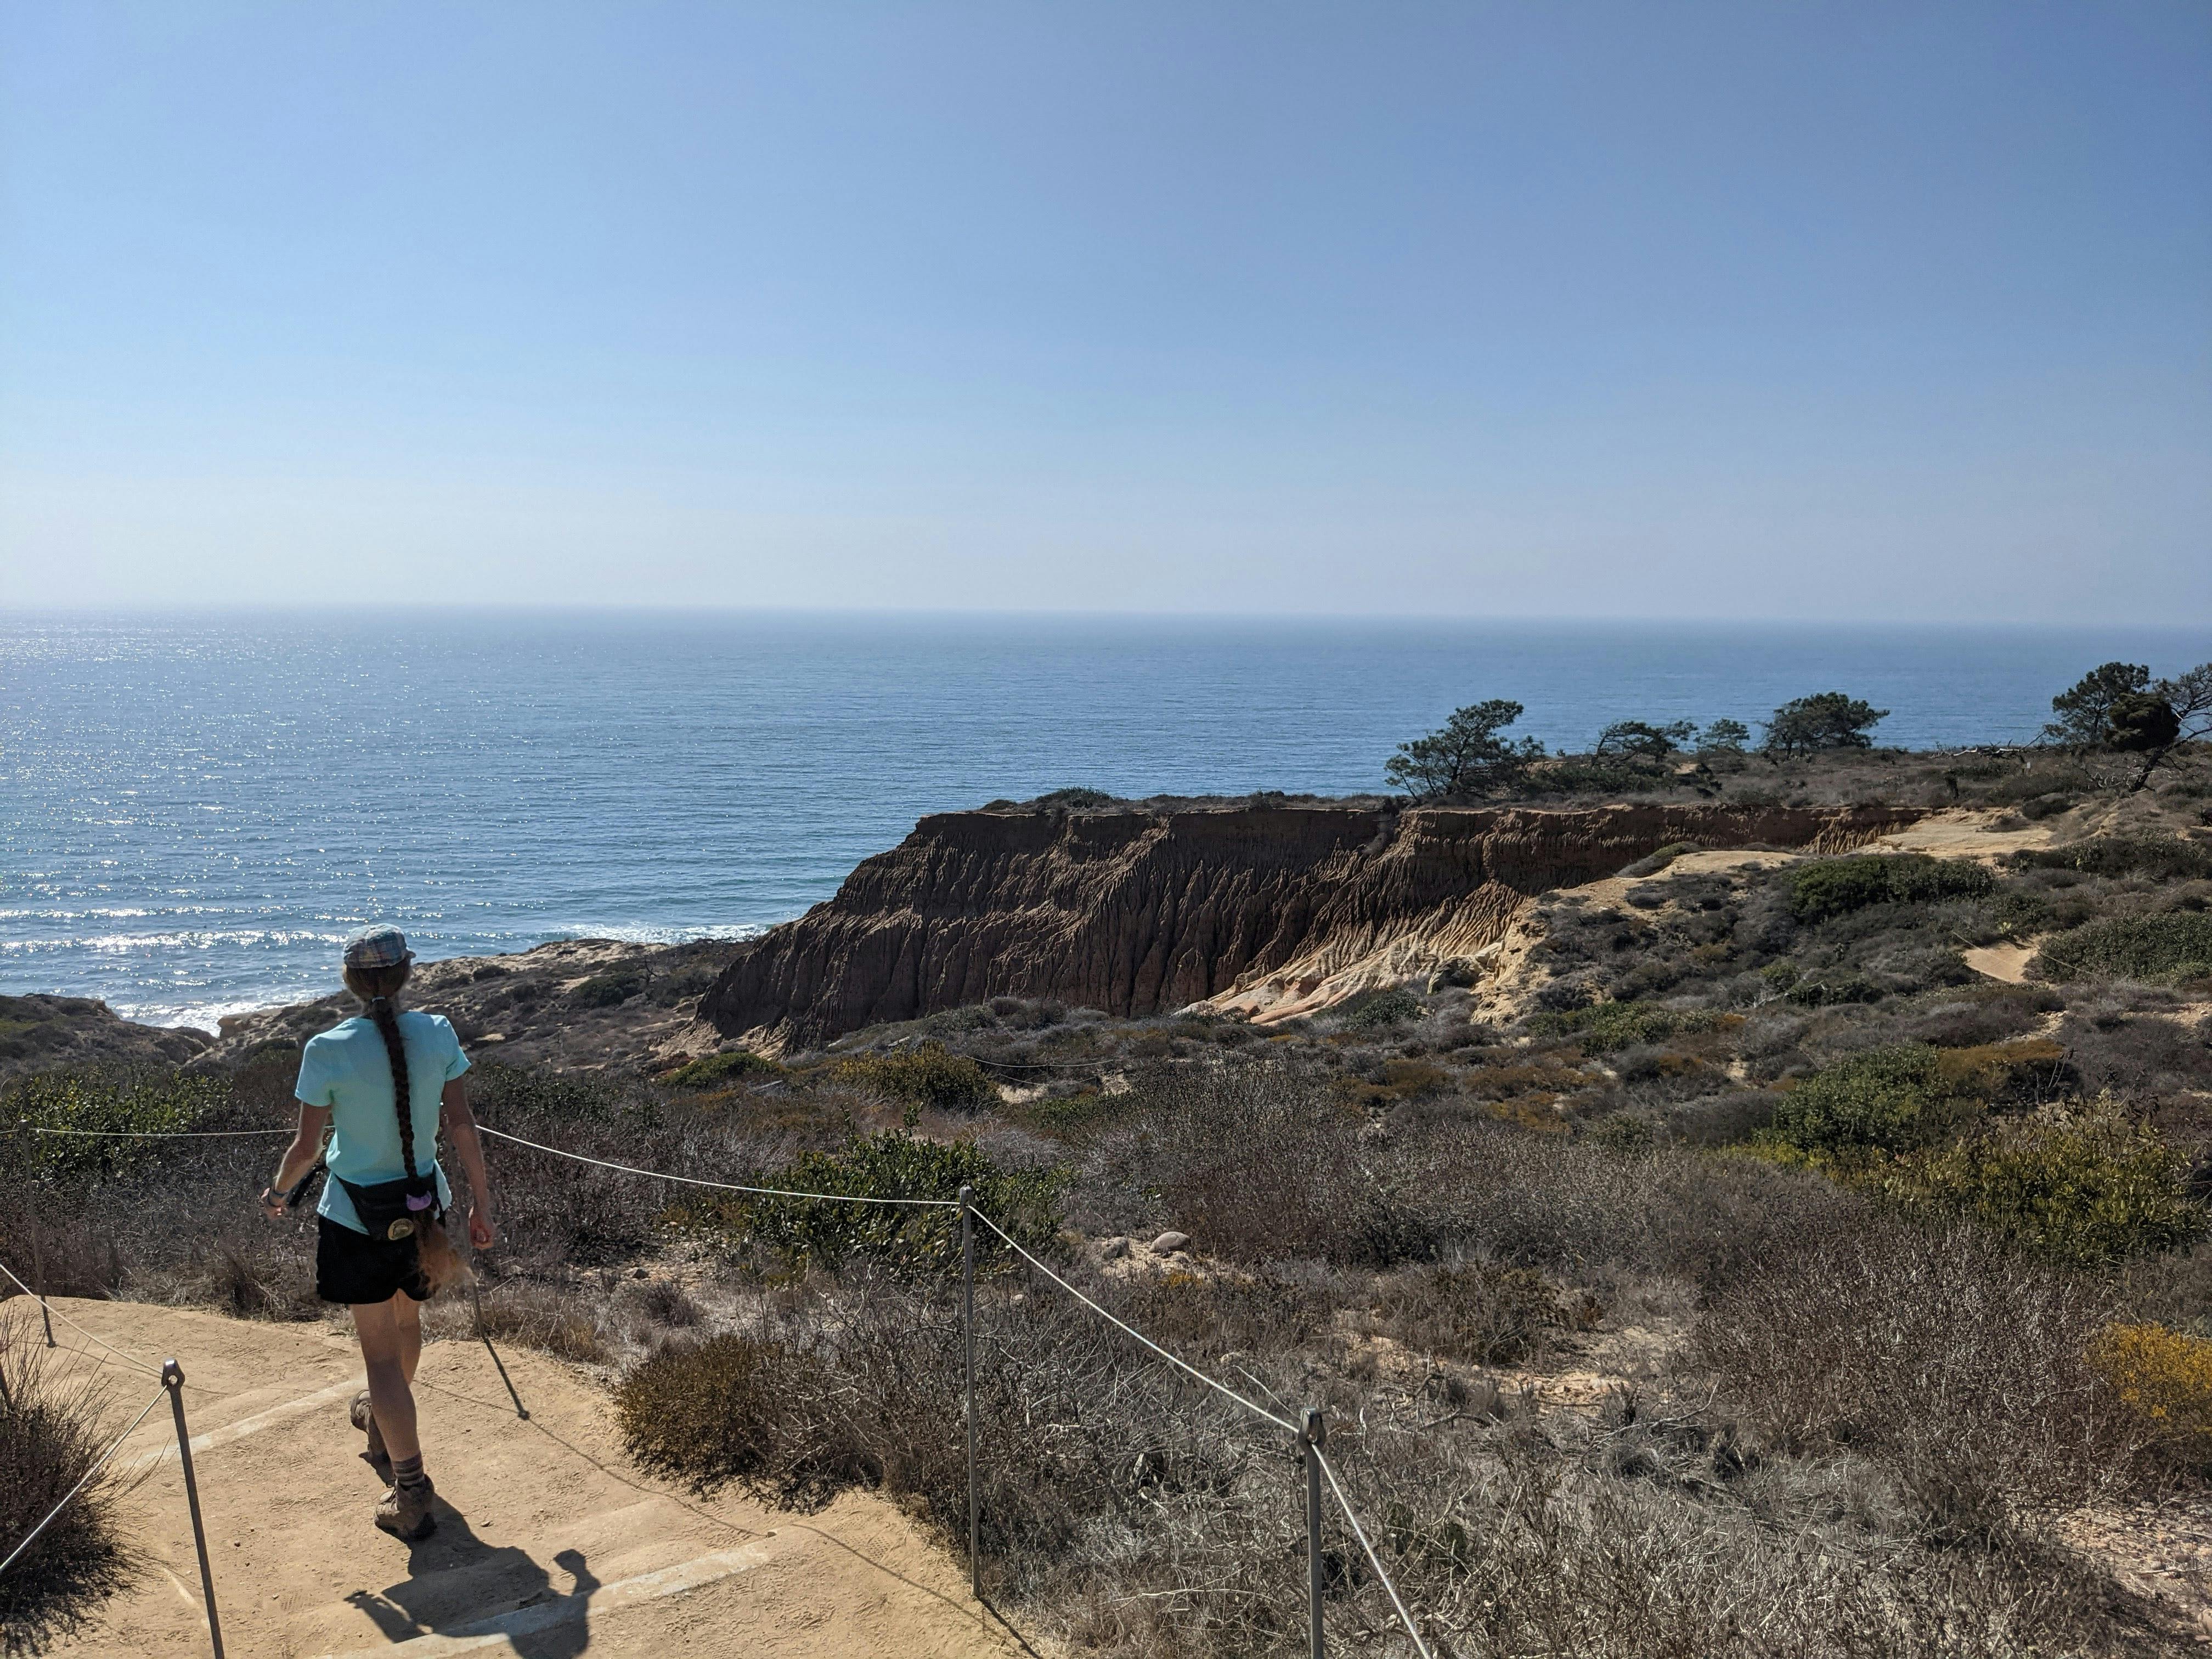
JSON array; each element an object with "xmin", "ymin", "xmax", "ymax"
[{"xmin": 4, "ymin": 602, "xmax": 2210, "ymax": 636}]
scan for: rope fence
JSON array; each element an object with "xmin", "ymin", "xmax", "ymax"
[
  {"xmin": 472, "ymin": 1125, "xmax": 961, "ymax": 1207},
  {"xmin": 3, "ymin": 1116, "xmax": 1436, "ymax": 1656},
  {"xmin": 0, "ymin": 1384, "xmax": 167, "ymax": 1577},
  {"xmin": 970, "ymin": 1209, "xmax": 1296, "ymax": 1433},
  {"xmin": 0, "ymin": 1259, "xmax": 165, "ymax": 1379},
  {"xmin": 28, "ymin": 1126, "xmax": 293, "ymax": 1139},
  {"xmin": 1314, "ymin": 1445, "xmax": 1437, "ymax": 1659}
]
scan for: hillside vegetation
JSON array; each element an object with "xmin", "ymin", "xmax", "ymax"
[{"xmin": 7, "ymin": 744, "xmax": 2212, "ymax": 1654}]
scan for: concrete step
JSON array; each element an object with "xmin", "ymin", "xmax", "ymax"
[{"xmin": 31, "ymin": 1296, "xmax": 1022, "ymax": 1659}]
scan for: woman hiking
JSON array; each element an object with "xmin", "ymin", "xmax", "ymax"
[{"xmin": 259, "ymin": 926, "xmax": 496, "ymax": 1541}]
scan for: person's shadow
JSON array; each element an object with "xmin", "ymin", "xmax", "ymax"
[{"xmin": 345, "ymin": 1505, "xmax": 601, "ymax": 1658}]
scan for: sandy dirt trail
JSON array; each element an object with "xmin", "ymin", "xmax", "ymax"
[{"xmin": 19, "ymin": 1296, "xmax": 1029, "ymax": 1659}]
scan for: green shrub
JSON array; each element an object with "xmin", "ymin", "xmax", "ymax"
[
  {"xmin": 1340, "ymin": 988, "xmax": 1423, "ymax": 1030},
  {"xmin": 1788, "ymin": 854, "xmax": 1994, "ymax": 923},
  {"xmin": 1758, "ymin": 1040, "xmax": 2074, "ymax": 1167},
  {"xmin": 469, "ymin": 1062, "xmax": 641, "ymax": 1126},
  {"xmin": 664, "ymin": 1049, "xmax": 783, "ymax": 1088},
  {"xmin": 1332, "ymin": 1058, "xmax": 1451, "ymax": 1108},
  {"xmin": 615, "ymin": 1332, "xmax": 811, "ymax": 1492},
  {"xmin": 1869, "ymin": 1097, "xmax": 2204, "ymax": 1266},
  {"xmin": 1760, "ymin": 1046, "xmax": 1967, "ymax": 1160},
  {"xmin": 571, "ymin": 966, "xmax": 647, "ymax": 1008},
  {"xmin": 830, "ymin": 1042, "xmax": 998, "ymax": 1112},
  {"xmin": 1590, "ymin": 1112, "xmax": 1657, "ymax": 1153},
  {"xmin": 743, "ymin": 1131, "xmax": 1068, "ymax": 1273},
  {"xmin": 1029, "ymin": 786, "xmax": 1114, "ymax": 810},
  {"xmin": 2015, "ymin": 836, "xmax": 2212, "ymax": 882},
  {"xmin": 5, "ymin": 1068, "xmax": 230, "ymax": 1184},
  {"xmin": 2032, "ymin": 914, "xmax": 2212, "ymax": 984},
  {"xmin": 1784, "ymin": 974, "xmax": 1887, "ymax": 1008},
  {"xmin": 1525, "ymin": 1001, "xmax": 1728, "ymax": 1052},
  {"xmin": 1619, "ymin": 841, "xmax": 1701, "ymax": 879}
]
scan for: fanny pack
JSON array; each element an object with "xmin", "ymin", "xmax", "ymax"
[{"xmin": 339, "ymin": 1172, "xmax": 441, "ymax": 1243}]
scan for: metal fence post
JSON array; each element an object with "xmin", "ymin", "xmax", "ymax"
[
  {"xmin": 162, "ymin": 1360, "xmax": 226, "ymax": 1659},
  {"xmin": 30, "ymin": 1206, "xmax": 53, "ymax": 1346},
  {"xmin": 959, "ymin": 1182, "xmax": 979, "ymax": 1600},
  {"xmin": 1304, "ymin": 1405, "xmax": 1326, "ymax": 1659}
]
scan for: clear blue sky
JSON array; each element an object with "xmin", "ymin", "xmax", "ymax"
[{"xmin": 3, "ymin": 2, "xmax": 2207, "ymax": 620}]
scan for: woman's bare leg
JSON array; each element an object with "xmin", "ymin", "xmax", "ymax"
[
  {"xmin": 354, "ymin": 1293, "xmax": 422, "ymax": 1463},
  {"xmin": 393, "ymin": 1289, "xmax": 422, "ymax": 1384}
]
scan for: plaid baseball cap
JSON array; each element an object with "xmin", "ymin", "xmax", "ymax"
[{"xmin": 343, "ymin": 926, "xmax": 414, "ymax": 971}]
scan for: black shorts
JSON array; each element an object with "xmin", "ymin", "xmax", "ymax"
[{"xmin": 315, "ymin": 1216, "xmax": 432, "ymax": 1306}]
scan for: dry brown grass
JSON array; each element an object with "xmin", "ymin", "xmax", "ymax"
[
  {"xmin": 1696, "ymin": 1221, "xmax": 2152, "ymax": 1513},
  {"xmin": 12, "ymin": 1013, "xmax": 2211, "ymax": 1655},
  {"xmin": 0, "ymin": 1323, "xmax": 137, "ymax": 1654}
]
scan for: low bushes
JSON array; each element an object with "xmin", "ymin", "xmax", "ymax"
[
  {"xmin": 1332, "ymin": 1057, "xmax": 1450, "ymax": 1108},
  {"xmin": 614, "ymin": 1270, "xmax": 1283, "ymax": 1589},
  {"xmin": 569, "ymin": 966, "xmax": 647, "ymax": 1008},
  {"xmin": 2032, "ymin": 913, "xmax": 2212, "ymax": 984},
  {"xmin": 1788, "ymin": 854, "xmax": 1994, "ymax": 923},
  {"xmin": 1380, "ymin": 1261, "xmax": 1568, "ymax": 1363},
  {"xmin": 663, "ymin": 1049, "xmax": 783, "ymax": 1088},
  {"xmin": 605, "ymin": 1233, "xmax": 2169, "ymax": 1658},
  {"xmin": 1618, "ymin": 840, "xmax": 1701, "ymax": 879},
  {"xmin": 1756, "ymin": 1045, "xmax": 2193, "ymax": 1261},
  {"xmin": 471, "ymin": 1280, "xmax": 612, "ymax": 1363},
  {"xmin": 829, "ymin": 1042, "xmax": 998, "ymax": 1113},
  {"xmin": 0, "ymin": 1330, "xmax": 134, "ymax": 1651},
  {"xmin": 1867, "ymin": 1097, "xmax": 2203, "ymax": 1265},
  {"xmin": 2090, "ymin": 1322, "xmax": 2212, "ymax": 1467},
  {"xmin": 1339, "ymin": 988, "xmax": 1423, "ymax": 1030},
  {"xmin": 5, "ymin": 1068, "xmax": 230, "ymax": 1184},
  {"xmin": 1523, "ymin": 1002, "xmax": 1731, "ymax": 1053},
  {"xmin": 1757, "ymin": 1040, "xmax": 2069, "ymax": 1165},
  {"xmin": 615, "ymin": 1331, "xmax": 830, "ymax": 1495},
  {"xmin": 1759, "ymin": 1045, "xmax": 1971, "ymax": 1160},
  {"xmin": 1696, "ymin": 1222, "xmax": 2143, "ymax": 1505},
  {"xmin": 743, "ymin": 1131, "xmax": 1068, "ymax": 1273},
  {"xmin": 2017, "ymin": 836, "xmax": 2212, "ymax": 883}
]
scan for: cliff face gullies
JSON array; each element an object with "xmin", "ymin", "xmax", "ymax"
[{"xmin": 704, "ymin": 802, "xmax": 1924, "ymax": 1049}]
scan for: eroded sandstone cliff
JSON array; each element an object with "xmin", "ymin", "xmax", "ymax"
[{"xmin": 703, "ymin": 801, "xmax": 1923, "ymax": 1051}]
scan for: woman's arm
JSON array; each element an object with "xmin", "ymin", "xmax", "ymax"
[
  {"xmin": 441, "ymin": 1076, "xmax": 497, "ymax": 1249},
  {"xmin": 259, "ymin": 1103, "xmax": 330, "ymax": 1218}
]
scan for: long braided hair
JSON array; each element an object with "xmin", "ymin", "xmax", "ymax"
[{"xmin": 342, "ymin": 960, "xmax": 464, "ymax": 1294}]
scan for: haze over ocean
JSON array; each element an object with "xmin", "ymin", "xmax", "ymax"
[{"xmin": 3, "ymin": 610, "xmax": 2206, "ymax": 1028}]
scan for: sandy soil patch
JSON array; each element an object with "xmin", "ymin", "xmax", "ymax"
[
  {"xmin": 1872, "ymin": 810, "xmax": 2057, "ymax": 861},
  {"xmin": 1963, "ymin": 942, "xmax": 2039, "ymax": 984},
  {"xmin": 2047, "ymin": 1497, "xmax": 2212, "ymax": 1641},
  {"xmin": 14, "ymin": 1295, "xmax": 1026, "ymax": 1659}
]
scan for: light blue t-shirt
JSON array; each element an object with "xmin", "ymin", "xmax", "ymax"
[{"xmin": 295, "ymin": 1011, "xmax": 471, "ymax": 1235}]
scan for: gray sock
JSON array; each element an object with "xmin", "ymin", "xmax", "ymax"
[{"xmin": 391, "ymin": 1453, "xmax": 428, "ymax": 1491}]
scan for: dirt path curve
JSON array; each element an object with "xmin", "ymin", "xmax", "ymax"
[{"xmin": 21, "ymin": 1296, "xmax": 1029, "ymax": 1659}]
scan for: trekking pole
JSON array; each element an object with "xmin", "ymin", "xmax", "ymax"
[
  {"xmin": 959, "ymin": 1183, "xmax": 979, "ymax": 1600},
  {"xmin": 464, "ymin": 1203, "xmax": 526, "ymax": 1420},
  {"xmin": 162, "ymin": 1360, "xmax": 226, "ymax": 1659},
  {"xmin": 1304, "ymin": 1406, "xmax": 1326, "ymax": 1659}
]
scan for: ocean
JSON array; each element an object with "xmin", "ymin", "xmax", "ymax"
[{"xmin": 3, "ymin": 610, "xmax": 2206, "ymax": 1029}]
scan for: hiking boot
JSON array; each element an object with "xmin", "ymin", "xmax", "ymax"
[
  {"xmin": 349, "ymin": 1390, "xmax": 391, "ymax": 1480},
  {"xmin": 375, "ymin": 1476, "xmax": 437, "ymax": 1541}
]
